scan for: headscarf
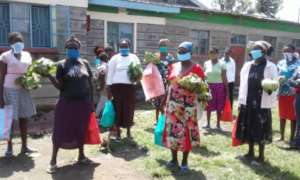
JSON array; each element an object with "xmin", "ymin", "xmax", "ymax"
[
  {"xmin": 254, "ymin": 40, "xmax": 271, "ymax": 53},
  {"xmin": 65, "ymin": 35, "xmax": 81, "ymax": 49},
  {"xmin": 179, "ymin": 41, "xmax": 193, "ymax": 53}
]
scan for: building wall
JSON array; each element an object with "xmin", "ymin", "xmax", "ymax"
[{"xmin": 6, "ymin": 0, "xmax": 88, "ymax": 8}]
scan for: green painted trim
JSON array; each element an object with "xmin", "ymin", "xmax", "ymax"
[
  {"xmin": 87, "ymin": 5, "xmax": 119, "ymax": 13},
  {"xmin": 127, "ymin": 9, "xmax": 300, "ymax": 33}
]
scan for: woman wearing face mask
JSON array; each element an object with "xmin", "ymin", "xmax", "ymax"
[
  {"xmin": 204, "ymin": 48, "xmax": 228, "ymax": 129},
  {"xmin": 0, "ymin": 32, "xmax": 36, "ymax": 157},
  {"xmin": 149, "ymin": 39, "xmax": 174, "ymax": 122},
  {"xmin": 235, "ymin": 41, "xmax": 278, "ymax": 163},
  {"xmin": 162, "ymin": 42, "xmax": 205, "ymax": 173},
  {"xmin": 277, "ymin": 45, "xmax": 300, "ymax": 142},
  {"xmin": 106, "ymin": 39, "xmax": 141, "ymax": 140},
  {"xmin": 47, "ymin": 35, "xmax": 94, "ymax": 173}
]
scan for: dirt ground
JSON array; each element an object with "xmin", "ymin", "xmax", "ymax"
[{"xmin": 0, "ymin": 109, "xmax": 149, "ymax": 180}]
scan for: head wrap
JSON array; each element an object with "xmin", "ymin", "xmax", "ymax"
[
  {"xmin": 254, "ymin": 40, "xmax": 271, "ymax": 52},
  {"xmin": 179, "ymin": 41, "xmax": 193, "ymax": 53},
  {"xmin": 159, "ymin": 39, "xmax": 170, "ymax": 45},
  {"xmin": 65, "ymin": 35, "xmax": 81, "ymax": 49}
]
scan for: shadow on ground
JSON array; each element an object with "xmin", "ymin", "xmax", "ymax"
[
  {"xmin": 239, "ymin": 156, "xmax": 300, "ymax": 180},
  {"xmin": 192, "ymin": 145, "xmax": 221, "ymax": 157},
  {"xmin": 156, "ymin": 159, "xmax": 207, "ymax": 180},
  {"xmin": 0, "ymin": 154, "xmax": 35, "ymax": 178},
  {"xmin": 51, "ymin": 162, "xmax": 100, "ymax": 180},
  {"xmin": 105, "ymin": 138, "xmax": 148, "ymax": 161},
  {"xmin": 202, "ymin": 128, "xmax": 231, "ymax": 137}
]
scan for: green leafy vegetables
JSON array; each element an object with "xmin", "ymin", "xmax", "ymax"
[{"xmin": 127, "ymin": 62, "xmax": 143, "ymax": 83}]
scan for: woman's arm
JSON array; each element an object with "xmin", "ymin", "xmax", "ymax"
[
  {"xmin": 222, "ymin": 69, "xmax": 228, "ymax": 96},
  {"xmin": 106, "ymin": 56, "xmax": 117, "ymax": 99},
  {"xmin": 48, "ymin": 63, "xmax": 63, "ymax": 90},
  {"xmin": 0, "ymin": 62, "xmax": 7, "ymax": 108}
]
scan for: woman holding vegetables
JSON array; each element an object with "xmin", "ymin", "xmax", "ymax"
[
  {"xmin": 235, "ymin": 41, "xmax": 278, "ymax": 163},
  {"xmin": 162, "ymin": 42, "xmax": 205, "ymax": 173},
  {"xmin": 0, "ymin": 32, "xmax": 36, "ymax": 157},
  {"xmin": 47, "ymin": 35, "xmax": 94, "ymax": 173},
  {"xmin": 106, "ymin": 39, "xmax": 141, "ymax": 140}
]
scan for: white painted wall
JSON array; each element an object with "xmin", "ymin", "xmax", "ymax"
[{"xmin": 6, "ymin": 0, "xmax": 88, "ymax": 7}]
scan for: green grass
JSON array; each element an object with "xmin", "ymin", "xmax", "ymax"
[{"xmin": 120, "ymin": 102, "xmax": 300, "ymax": 180}]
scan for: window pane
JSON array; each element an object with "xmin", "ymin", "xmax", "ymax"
[
  {"xmin": 191, "ymin": 30, "xmax": 209, "ymax": 55},
  {"xmin": 0, "ymin": 3, "xmax": 10, "ymax": 46},
  {"xmin": 107, "ymin": 22, "xmax": 134, "ymax": 52},
  {"xmin": 31, "ymin": 6, "xmax": 51, "ymax": 47},
  {"xmin": 231, "ymin": 34, "xmax": 246, "ymax": 45}
]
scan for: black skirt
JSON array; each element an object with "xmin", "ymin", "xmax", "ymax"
[{"xmin": 236, "ymin": 105, "xmax": 272, "ymax": 144}]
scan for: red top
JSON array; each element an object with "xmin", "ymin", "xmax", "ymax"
[{"xmin": 167, "ymin": 63, "xmax": 205, "ymax": 80}]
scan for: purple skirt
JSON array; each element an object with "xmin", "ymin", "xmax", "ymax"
[
  {"xmin": 52, "ymin": 98, "xmax": 92, "ymax": 149},
  {"xmin": 206, "ymin": 83, "xmax": 226, "ymax": 112}
]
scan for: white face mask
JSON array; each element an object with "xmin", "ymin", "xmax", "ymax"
[{"xmin": 283, "ymin": 52, "xmax": 294, "ymax": 61}]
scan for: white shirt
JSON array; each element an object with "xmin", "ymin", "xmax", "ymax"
[
  {"xmin": 220, "ymin": 57, "xmax": 236, "ymax": 83},
  {"xmin": 106, "ymin": 53, "xmax": 141, "ymax": 85},
  {"xmin": 238, "ymin": 60, "xmax": 278, "ymax": 109}
]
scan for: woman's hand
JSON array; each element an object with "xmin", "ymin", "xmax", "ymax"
[
  {"xmin": 0, "ymin": 98, "xmax": 4, "ymax": 108},
  {"xmin": 107, "ymin": 87, "xmax": 113, "ymax": 100}
]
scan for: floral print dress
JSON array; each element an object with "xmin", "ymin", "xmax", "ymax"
[{"xmin": 163, "ymin": 63, "xmax": 204, "ymax": 152}]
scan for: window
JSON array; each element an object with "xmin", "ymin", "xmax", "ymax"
[
  {"xmin": 231, "ymin": 34, "xmax": 246, "ymax": 45},
  {"xmin": 31, "ymin": 6, "xmax": 51, "ymax": 47},
  {"xmin": 293, "ymin": 39, "xmax": 300, "ymax": 48},
  {"xmin": 263, "ymin": 36, "xmax": 277, "ymax": 48},
  {"xmin": 0, "ymin": 3, "xmax": 10, "ymax": 46},
  {"xmin": 107, "ymin": 22, "xmax": 134, "ymax": 52},
  {"xmin": 191, "ymin": 30, "xmax": 209, "ymax": 55}
]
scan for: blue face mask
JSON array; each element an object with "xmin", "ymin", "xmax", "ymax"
[
  {"xmin": 95, "ymin": 58, "xmax": 101, "ymax": 66},
  {"xmin": 11, "ymin": 42, "xmax": 24, "ymax": 54},
  {"xmin": 250, "ymin": 50, "xmax": 263, "ymax": 60},
  {"xmin": 159, "ymin": 46, "xmax": 168, "ymax": 53},
  {"xmin": 67, "ymin": 49, "xmax": 80, "ymax": 60},
  {"xmin": 120, "ymin": 48, "xmax": 129, "ymax": 57},
  {"xmin": 177, "ymin": 52, "xmax": 191, "ymax": 61}
]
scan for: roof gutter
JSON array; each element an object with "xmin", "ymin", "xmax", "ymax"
[{"xmin": 88, "ymin": 0, "xmax": 180, "ymax": 14}]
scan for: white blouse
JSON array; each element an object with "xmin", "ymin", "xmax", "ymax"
[{"xmin": 106, "ymin": 53, "xmax": 141, "ymax": 85}]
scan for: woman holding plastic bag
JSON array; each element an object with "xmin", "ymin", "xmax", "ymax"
[
  {"xmin": 47, "ymin": 35, "xmax": 96, "ymax": 173},
  {"xmin": 234, "ymin": 41, "xmax": 278, "ymax": 163},
  {"xmin": 0, "ymin": 32, "xmax": 37, "ymax": 157},
  {"xmin": 162, "ymin": 42, "xmax": 205, "ymax": 173}
]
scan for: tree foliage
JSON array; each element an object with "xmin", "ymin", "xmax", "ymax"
[
  {"xmin": 256, "ymin": 0, "xmax": 282, "ymax": 18},
  {"xmin": 212, "ymin": 0, "xmax": 254, "ymax": 15}
]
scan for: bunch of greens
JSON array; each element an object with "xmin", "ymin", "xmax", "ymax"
[
  {"xmin": 15, "ymin": 58, "xmax": 56, "ymax": 90},
  {"xmin": 178, "ymin": 73, "xmax": 212, "ymax": 107},
  {"xmin": 127, "ymin": 62, "xmax": 143, "ymax": 83},
  {"xmin": 144, "ymin": 52, "xmax": 160, "ymax": 64},
  {"xmin": 261, "ymin": 78, "xmax": 279, "ymax": 92}
]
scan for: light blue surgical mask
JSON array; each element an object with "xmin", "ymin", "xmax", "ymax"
[
  {"xmin": 120, "ymin": 48, "xmax": 129, "ymax": 57},
  {"xmin": 177, "ymin": 52, "xmax": 191, "ymax": 61},
  {"xmin": 11, "ymin": 42, "xmax": 24, "ymax": 54},
  {"xmin": 159, "ymin": 46, "xmax": 168, "ymax": 53},
  {"xmin": 66, "ymin": 49, "xmax": 80, "ymax": 60},
  {"xmin": 95, "ymin": 58, "xmax": 101, "ymax": 66},
  {"xmin": 250, "ymin": 50, "xmax": 263, "ymax": 60}
]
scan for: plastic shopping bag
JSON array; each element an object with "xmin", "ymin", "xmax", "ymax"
[
  {"xmin": 154, "ymin": 114, "xmax": 166, "ymax": 146},
  {"xmin": 100, "ymin": 101, "xmax": 116, "ymax": 128},
  {"xmin": 85, "ymin": 112, "xmax": 101, "ymax": 145},
  {"xmin": 0, "ymin": 105, "xmax": 13, "ymax": 141}
]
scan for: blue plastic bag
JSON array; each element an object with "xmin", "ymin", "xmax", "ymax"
[
  {"xmin": 0, "ymin": 105, "xmax": 13, "ymax": 141},
  {"xmin": 154, "ymin": 114, "xmax": 166, "ymax": 146},
  {"xmin": 100, "ymin": 100, "xmax": 116, "ymax": 128}
]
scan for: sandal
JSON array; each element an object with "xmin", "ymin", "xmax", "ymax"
[
  {"xmin": 5, "ymin": 150, "xmax": 13, "ymax": 158},
  {"xmin": 77, "ymin": 158, "xmax": 94, "ymax": 165},
  {"xmin": 46, "ymin": 164, "xmax": 58, "ymax": 174},
  {"xmin": 21, "ymin": 147, "xmax": 37, "ymax": 154},
  {"xmin": 166, "ymin": 160, "xmax": 179, "ymax": 169},
  {"xmin": 180, "ymin": 165, "xmax": 190, "ymax": 173}
]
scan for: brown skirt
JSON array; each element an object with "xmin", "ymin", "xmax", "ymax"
[{"xmin": 111, "ymin": 84, "xmax": 136, "ymax": 128}]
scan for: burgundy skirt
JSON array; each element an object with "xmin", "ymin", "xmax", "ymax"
[
  {"xmin": 53, "ymin": 98, "xmax": 92, "ymax": 149},
  {"xmin": 111, "ymin": 84, "xmax": 136, "ymax": 128},
  {"xmin": 206, "ymin": 83, "xmax": 226, "ymax": 112}
]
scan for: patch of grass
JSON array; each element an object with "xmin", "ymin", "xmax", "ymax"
[{"xmin": 127, "ymin": 102, "xmax": 300, "ymax": 180}]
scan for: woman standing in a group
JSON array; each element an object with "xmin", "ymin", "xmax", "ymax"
[
  {"xmin": 106, "ymin": 39, "xmax": 141, "ymax": 140},
  {"xmin": 235, "ymin": 41, "xmax": 278, "ymax": 163},
  {"xmin": 204, "ymin": 48, "xmax": 228, "ymax": 129},
  {"xmin": 47, "ymin": 35, "xmax": 94, "ymax": 173},
  {"xmin": 0, "ymin": 32, "xmax": 36, "ymax": 157},
  {"xmin": 163, "ymin": 42, "xmax": 204, "ymax": 172}
]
